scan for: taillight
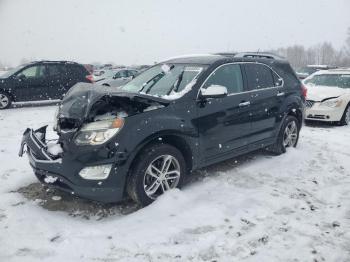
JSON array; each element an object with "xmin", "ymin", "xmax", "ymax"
[
  {"xmin": 301, "ymin": 84, "xmax": 307, "ymax": 98},
  {"xmin": 86, "ymin": 75, "xmax": 94, "ymax": 83}
]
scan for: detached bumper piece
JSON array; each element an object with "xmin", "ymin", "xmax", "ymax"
[
  {"xmin": 19, "ymin": 125, "xmax": 74, "ymax": 192},
  {"xmin": 19, "ymin": 126, "xmax": 59, "ymax": 161},
  {"xmin": 19, "ymin": 126, "xmax": 124, "ymax": 203}
]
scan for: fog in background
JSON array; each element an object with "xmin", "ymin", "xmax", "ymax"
[{"xmin": 0, "ymin": 0, "xmax": 349, "ymax": 66}]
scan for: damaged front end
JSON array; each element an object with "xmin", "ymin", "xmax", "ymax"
[{"xmin": 19, "ymin": 83, "xmax": 169, "ymax": 202}]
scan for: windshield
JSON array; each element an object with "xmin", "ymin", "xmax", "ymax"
[
  {"xmin": 0, "ymin": 64, "xmax": 27, "ymax": 78},
  {"xmin": 304, "ymin": 74, "xmax": 350, "ymax": 89},
  {"xmin": 120, "ymin": 64, "xmax": 205, "ymax": 98}
]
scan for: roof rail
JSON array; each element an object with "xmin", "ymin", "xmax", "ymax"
[
  {"xmin": 214, "ymin": 52, "xmax": 237, "ymax": 57},
  {"xmin": 29, "ymin": 60, "xmax": 77, "ymax": 64},
  {"xmin": 234, "ymin": 52, "xmax": 285, "ymax": 60}
]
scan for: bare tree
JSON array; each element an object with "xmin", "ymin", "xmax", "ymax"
[
  {"xmin": 346, "ymin": 27, "xmax": 350, "ymax": 56},
  {"xmin": 268, "ymin": 32, "xmax": 350, "ymax": 68}
]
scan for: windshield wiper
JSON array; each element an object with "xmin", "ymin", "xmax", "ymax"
[
  {"xmin": 141, "ymin": 64, "xmax": 176, "ymax": 94},
  {"xmin": 142, "ymin": 73, "xmax": 165, "ymax": 94},
  {"xmin": 166, "ymin": 70, "xmax": 184, "ymax": 95}
]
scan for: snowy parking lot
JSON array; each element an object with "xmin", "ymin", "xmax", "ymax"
[{"xmin": 0, "ymin": 105, "xmax": 350, "ymax": 261}]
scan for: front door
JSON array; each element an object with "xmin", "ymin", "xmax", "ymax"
[
  {"xmin": 195, "ymin": 63, "xmax": 252, "ymax": 163},
  {"xmin": 12, "ymin": 65, "xmax": 48, "ymax": 101}
]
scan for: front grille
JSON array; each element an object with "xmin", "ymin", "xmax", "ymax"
[{"xmin": 305, "ymin": 100, "xmax": 315, "ymax": 108}]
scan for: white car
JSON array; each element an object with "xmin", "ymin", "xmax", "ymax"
[{"xmin": 303, "ymin": 69, "xmax": 350, "ymax": 125}]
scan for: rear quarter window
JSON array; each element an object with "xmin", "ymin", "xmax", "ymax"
[
  {"xmin": 68, "ymin": 65, "xmax": 88, "ymax": 77},
  {"xmin": 244, "ymin": 63, "xmax": 275, "ymax": 89}
]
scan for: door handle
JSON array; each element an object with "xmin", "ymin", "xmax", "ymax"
[
  {"xmin": 277, "ymin": 92, "xmax": 285, "ymax": 97},
  {"xmin": 239, "ymin": 101, "xmax": 250, "ymax": 107}
]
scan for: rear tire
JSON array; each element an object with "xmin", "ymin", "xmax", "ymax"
[
  {"xmin": 340, "ymin": 104, "xmax": 350, "ymax": 126},
  {"xmin": 267, "ymin": 115, "xmax": 300, "ymax": 155},
  {"xmin": 0, "ymin": 92, "xmax": 11, "ymax": 109},
  {"xmin": 127, "ymin": 143, "xmax": 186, "ymax": 206}
]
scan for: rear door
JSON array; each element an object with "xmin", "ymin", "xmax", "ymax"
[
  {"xmin": 196, "ymin": 63, "xmax": 252, "ymax": 162},
  {"xmin": 12, "ymin": 64, "xmax": 48, "ymax": 101},
  {"xmin": 243, "ymin": 63, "xmax": 284, "ymax": 143},
  {"xmin": 46, "ymin": 63, "xmax": 66, "ymax": 99},
  {"xmin": 59, "ymin": 64, "xmax": 86, "ymax": 96}
]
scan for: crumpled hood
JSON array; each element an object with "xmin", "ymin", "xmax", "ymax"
[
  {"xmin": 306, "ymin": 85, "xmax": 349, "ymax": 101},
  {"xmin": 58, "ymin": 82, "xmax": 170, "ymax": 122}
]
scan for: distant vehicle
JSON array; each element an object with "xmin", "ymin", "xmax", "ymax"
[
  {"xmin": 93, "ymin": 69, "xmax": 107, "ymax": 78},
  {"xmin": 0, "ymin": 70, "xmax": 8, "ymax": 77},
  {"xmin": 98, "ymin": 68, "xmax": 139, "ymax": 87},
  {"xmin": 20, "ymin": 52, "xmax": 305, "ymax": 206},
  {"xmin": 304, "ymin": 68, "xmax": 350, "ymax": 125},
  {"xmin": 133, "ymin": 65, "xmax": 151, "ymax": 72},
  {"xmin": 92, "ymin": 69, "xmax": 115, "ymax": 81},
  {"xmin": 0, "ymin": 61, "xmax": 93, "ymax": 109},
  {"xmin": 296, "ymin": 65, "xmax": 337, "ymax": 80}
]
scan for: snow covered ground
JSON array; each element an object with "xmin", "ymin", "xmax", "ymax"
[{"xmin": 0, "ymin": 105, "xmax": 350, "ymax": 261}]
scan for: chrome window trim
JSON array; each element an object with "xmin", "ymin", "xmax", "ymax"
[{"xmin": 196, "ymin": 62, "xmax": 284, "ymax": 99}]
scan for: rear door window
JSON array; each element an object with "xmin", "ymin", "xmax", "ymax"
[
  {"xmin": 47, "ymin": 64, "xmax": 62, "ymax": 77},
  {"xmin": 244, "ymin": 64, "xmax": 275, "ymax": 89},
  {"xmin": 203, "ymin": 64, "xmax": 244, "ymax": 94}
]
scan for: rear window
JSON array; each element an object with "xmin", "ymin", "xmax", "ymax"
[{"xmin": 244, "ymin": 63, "xmax": 275, "ymax": 89}]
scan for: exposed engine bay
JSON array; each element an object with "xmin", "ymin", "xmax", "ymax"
[{"xmin": 55, "ymin": 83, "xmax": 167, "ymax": 133}]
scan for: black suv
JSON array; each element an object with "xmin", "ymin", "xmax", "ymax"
[
  {"xmin": 19, "ymin": 53, "xmax": 305, "ymax": 206},
  {"xmin": 0, "ymin": 61, "xmax": 93, "ymax": 109}
]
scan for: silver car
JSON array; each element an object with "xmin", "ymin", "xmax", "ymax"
[{"xmin": 98, "ymin": 69, "xmax": 139, "ymax": 87}]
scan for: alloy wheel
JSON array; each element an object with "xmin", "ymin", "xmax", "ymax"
[
  {"xmin": 0, "ymin": 94, "xmax": 9, "ymax": 109},
  {"xmin": 283, "ymin": 120, "xmax": 298, "ymax": 147},
  {"xmin": 143, "ymin": 155, "xmax": 181, "ymax": 199}
]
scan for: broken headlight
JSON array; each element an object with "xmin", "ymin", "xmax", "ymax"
[{"xmin": 74, "ymin": 118, "xmax": 124, "ymax": 145}]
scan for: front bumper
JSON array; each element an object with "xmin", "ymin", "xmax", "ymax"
[
  {"xmin": 305, "ymin": 102, "xmax": 344, "ymax": 122},
  {"xmin": 19, "ymin": 126, "xmax": 127, "ymax": 203}
]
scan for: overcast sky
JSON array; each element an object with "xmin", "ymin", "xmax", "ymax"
[{"xmin": 0, "ymin": 0, "xmax": 349, "ymax": 66}]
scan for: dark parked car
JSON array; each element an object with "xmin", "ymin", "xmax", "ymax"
[
  {"xmin": 19, "ymin": 53, "xmax": 305, "ymax": 206},
  {"xmin": 0, "ymin": 61, "xmax": 93, "ymax": 109}
]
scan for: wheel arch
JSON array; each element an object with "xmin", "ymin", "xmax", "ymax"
[
  {"xmin": 127, "ymin": 131, "xmax": 194, "ymax": 175},
  {"xmin": 0, "ymin": 88, "xmax": 14, "ymax": 101},
  {"xmin": 286, "ymin": 106, "xmax": 303, "ymax": 126}
]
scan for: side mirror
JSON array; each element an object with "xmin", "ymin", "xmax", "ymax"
[
  {"xmin": 200, "ymin": 85, "xmax": 228, "ymax": 99},
  {"xmin": 16, "ymin": 74, "xmax": 26, "ymax": 81}
]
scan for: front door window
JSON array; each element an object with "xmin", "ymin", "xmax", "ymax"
[{"xmin": 18, "ymin": 65, "xmax": 46, "ymax": 79}]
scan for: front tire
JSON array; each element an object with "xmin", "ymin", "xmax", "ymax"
[
  {"xmin": 340, "ymin": 104, "xmax": 350, "ymax": 126},
  {"xmin": 127, "ymin": 143, "xmax": 186, "ymax": 206},
  {"xmin": 267, "ymin": 115, "xmax": 300, "ymax": 155},
  {"xmin": 0, "ymin": 92, "xmax": 12, "ymax": 109}
]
